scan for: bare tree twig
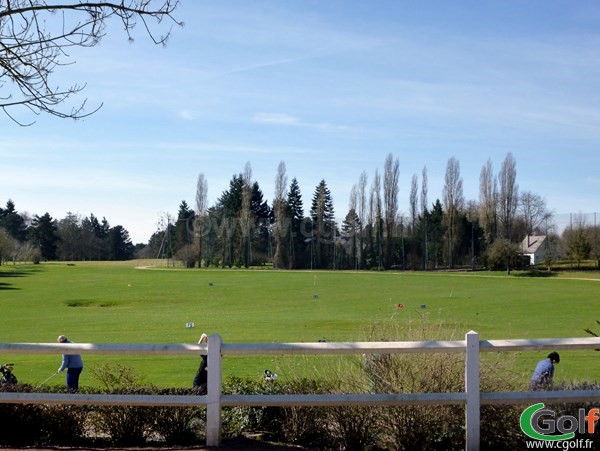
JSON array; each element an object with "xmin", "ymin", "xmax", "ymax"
[{"xmin": 0, "ymin": 0, "xmax": 182, "ymax": 125}]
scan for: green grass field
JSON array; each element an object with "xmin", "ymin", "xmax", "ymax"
[{"xmin": 1, "ymin": 261, "xmax": 599, "ymax": 389}]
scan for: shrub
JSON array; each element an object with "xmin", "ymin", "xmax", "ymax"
[
  {"xmin": 152, "ymin": 405, "xmax": 204, "ymax": 445},
  {"xmin": 0, "ymin": 383, "xmax": 44, "ymax": 446},
  {"xmin": 479, "ymin": 359, "xmax": 526, "ymax": 450},
  {"xmin": 92, "ymin": 405, "xmax": 151, "ymax": 446},
  {"xmin": 485, "ymin": 238, "xmax": 524, "ymax": 272},
  {"xmin": 89, "ymin": 364, "xmax": 157, "ymax": 446},
  {"xmin": 40, "ymin": 404, "xmax": 87, "ymax": 445},
  {"xmin": 273, "ymin": 378, "xmax": 333, "ymax": 448},
  {"xmin": 0, "ymin": 402, "xmax": 44, "ymax": 446},
  {"xmin": 221, "ymin": 376, "xmax": 282, "ymax": 439},
  {"xmin": 359, "ymin": 320, "xmax": 466, "ymax": 450},
  {"xmin": 222, "ymin": 375, "xmax": 333, "ymax": 448},
  {"xmin": 151, "ymin": 388, "xmax": 204, "ymax": 445},
  {"xmin": 324, "ymin": 406, "xmax": 380, "ymax": 451},
  {"xmin": 284, "ymin": 318, "xmax": 528, "ymax": 450},
  {"xmin": 91, "ymin": 362, "xmax": 146, "ymax": 391}
]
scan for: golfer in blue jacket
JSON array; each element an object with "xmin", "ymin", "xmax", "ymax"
[
  {"xmin": 57, "ymin": 335, "xmax": 84, "ymax": 391},
  {"xmin": 529, "ymin": 351, "xmax": 559, "ymax": 390}
]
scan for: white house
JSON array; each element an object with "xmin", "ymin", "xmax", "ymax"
[{"xmin": 520, "ymin": 235, "xmax": 550, "ymax": 265}]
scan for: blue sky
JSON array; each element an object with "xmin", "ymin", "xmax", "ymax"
[{"xmin": 2, "ymin": 0, "xmax": 600, "ymax": 243}]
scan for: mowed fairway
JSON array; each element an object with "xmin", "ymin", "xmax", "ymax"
[{"xmin": 1, "ymin": 262, "xmax": 599, "ymax": 388}]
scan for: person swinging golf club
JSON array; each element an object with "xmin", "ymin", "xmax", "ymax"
[
  {"xmin": 193, "ymin": 333, "xmax": 208, "ymax": 394},
  {"xmin": 57, "ymin": 335, "xmax": 83, "ymax": 392}
]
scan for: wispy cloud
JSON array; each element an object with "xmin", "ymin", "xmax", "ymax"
[
  {"xmin": 253, "ymin": 113, "xmax": 300, "ymax": 126},
  {"xmin": 155, "ymin": 141, "xmax": 317, "ymax": 155},
  {"xmin": 252, "ymin": 112, "xmax": 351, "ymax": 131},
  {"xmin": 178, "ymin": 110, "xmax": 195, "ymax": 120}
]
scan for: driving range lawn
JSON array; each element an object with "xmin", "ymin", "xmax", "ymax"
[{"xmin": 1, "ymin": 261, "xmax": 598, "ymax": 388}]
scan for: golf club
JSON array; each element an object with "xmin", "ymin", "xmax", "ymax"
[{"xmin": 39, "ymin": 372, "xmax": 59, "ymax": 386}]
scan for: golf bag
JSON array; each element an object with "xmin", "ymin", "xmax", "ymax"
[{"xmin": 0, "ymin": 363, "xmax": 18, "ymax": 385}]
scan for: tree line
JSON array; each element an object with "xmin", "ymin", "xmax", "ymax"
[
  {"xmin": 2, "ymin": 152, "xmax": 599, "ymax": 269},
  {"xmin": 0, "ymin": 202, "xmax": 135, "ymax": 264},
  {"xmin": 144, "ymin": 153, "xmax": 600, "ymax": 271}
]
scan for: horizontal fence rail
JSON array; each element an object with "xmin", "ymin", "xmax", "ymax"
[{"xmin": 1, "ymin": 333, "xmax": 600, "ymax": 450}]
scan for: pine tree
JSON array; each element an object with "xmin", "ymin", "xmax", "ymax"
[
  {"xmin": 287, "ymin": 178, "xmax": 306, "ymax": 269},
  {"xmin": 175, "ymin": 200, "xmax": 195, "ymax": 251},
  {"xmin": 311, "ymin": 180, "xmax": 335, "ymax": 269},
  {"xmin": 215, "ymin": 174, "xmax": 244, "ymax": 267},
  {"xmin": 250, "ymin": 181, "xmax": 272, "ymax": 265},
  {"xmin": 341, "ymin": 208, "xmax": 361, "ymax": 269},
  {"xmin": 0, "ymin": 200, "xmax": 27, "ymax": 242},
  {"xmin": 107, "ymin": 225, "xmax": 134, "ymax": 260},
  {"xmin": 29, "ymin": 213, "xmax": 59, "ymax": 260}
]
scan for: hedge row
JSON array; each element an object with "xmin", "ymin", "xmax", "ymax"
[{"xmin": 2, "ymin": 376, "xmax": 599, "ymax": 449}]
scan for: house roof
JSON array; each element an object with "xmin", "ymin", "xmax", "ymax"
[{"xmin": 521, "ymin": 235, "xmax": 546, "ymax": 254}]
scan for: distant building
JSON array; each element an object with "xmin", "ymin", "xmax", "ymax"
[{"xmin": 520, "ymin": 235, "xmax": 552, "ymax": 265}]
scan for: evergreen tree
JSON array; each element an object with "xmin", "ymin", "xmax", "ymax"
[
  {"xmin": 81, "ymin": 214, "xmax": 106, "ymax": 260},
  {"xmin": 0, "ymin": 200, "xmax": 27, "ymax": 242},
  {"xmin": 287, "ymin": 178, "xmax": 306, "ymax": 269},
  {"xmin": 215, "ymin": 174, "xmax": 244, "ymax": 267},
  {"xmin": 341, "ymin": 208, "xmax": 361, "ymax": 269},
  {"xmin": 29, "ymin": 213, "xmax": 59, "ymax": 260},
  {"xmin": 310, "ymin": 180, "xmax": 335, "ymax": 269},
  {"xmin": 212, "ymin": 174, "xmax": 272, "ymax": 267},
  {"xmin": 107, "ymin": 225, "xmax": 134, "ymax": 260},
  {"xmin": 250, "ymin": 181, "xmax": 272, "ymax": 265},
  {"xmin": 175, "ymin": 200, "xmax": 195, "ymax": 252},
  {"xmin": 427, "ymin": 200, "xmax": 445, "ymax": 268}
]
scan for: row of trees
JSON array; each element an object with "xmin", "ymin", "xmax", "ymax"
[
  {"xmin": 145, "ymin": 154, "xmax": 599, "ymax": 271},
  {"xmin": 2, "ymin": 153, "xmax": 598, "ymax": 269},
  {"xmin": 0, "ymin": 201, "xmax": 135, "ymax": 264}
]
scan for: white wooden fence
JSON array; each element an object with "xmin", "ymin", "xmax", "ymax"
[{"xmin": 1, "ymin": 332, "xmax": 600, "ymax": 450}]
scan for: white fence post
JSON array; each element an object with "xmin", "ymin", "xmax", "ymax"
[
  {"xmin": 465, "ymin": 330, "xmax": 480, "ymax": 451},
  {"xmin": 206, "ymin": 334, "xmax": 222, "ymax": 447}
]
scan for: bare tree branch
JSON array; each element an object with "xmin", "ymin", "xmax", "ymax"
[{"xmin": 0, "ymin": 1, "xmax": 182, "ymax": 125}]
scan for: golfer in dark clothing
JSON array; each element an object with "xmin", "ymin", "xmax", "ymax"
[
  {"xmin": 193, "ymin": 333, "xmax": 208, "ymax": 394},
  {"xmin": 57, "ymin": 335, "xmax": 83, "ymax": 391}
]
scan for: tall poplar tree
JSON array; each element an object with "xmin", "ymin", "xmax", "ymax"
[
  {"xmin": 421, "ymin": 166, "xmax": 429, "ymax": 270},
  {"xmin": 443, "ymin": 156, "xmax": 464, "ymax": 268},
  {"xmin": 479, "ymin": 158, "xmax": 498, "ymax": 244},
  {"xmin": 273, "ymin": 161, "xmax": 288, "ymax": 269},
  {"xmin": 195, "ymin": 173, "xmax": 209, "ymax": 267},
  {"xmin": 383, "ymin": 154, "xmax": 400, "ymax": 269},
  {"xmin": 498, "ymin": 152, "xmax": 519, "ymax": 241}
]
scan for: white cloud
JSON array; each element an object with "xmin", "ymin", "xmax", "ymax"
[
  {"xmin": 252, "ymin": 112, "xmax": 350, "ymax": 131},
  {"xmin": 179, "ymin": 110, "xmax": 195, "ymax": 120},
  {"xmin": 253, "ymin": 112, "xmax": 300, "ymax": 126}
]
